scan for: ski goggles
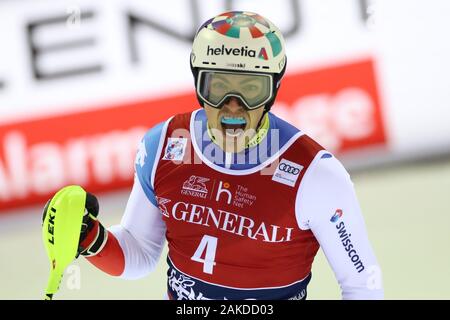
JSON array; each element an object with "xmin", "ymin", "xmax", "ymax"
[{"xmin": 197, "ymin": 70, "xmax": 273, "ymax": 110}]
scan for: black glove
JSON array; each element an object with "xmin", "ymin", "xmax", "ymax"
[{"xmin": 42, "ymin": 192, "xmax": 108, "ymax": 258}]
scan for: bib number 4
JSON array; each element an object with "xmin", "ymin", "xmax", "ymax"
[{"xmin": 191, "ymin": 235, "xmax": 218, "ymax": 274}]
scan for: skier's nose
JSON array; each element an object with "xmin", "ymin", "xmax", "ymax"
[{"xmin": 223, "ymin": 97, "xmax": 244, "ymax": 113}]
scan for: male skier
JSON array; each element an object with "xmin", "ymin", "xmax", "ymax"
[{"xmin": 44, "ymin": 11, "xmax": 383, "ymax": 300}]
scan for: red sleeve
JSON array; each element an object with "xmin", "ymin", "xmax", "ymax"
[{"xmin": 83, "ymin": 227, "xmax": 125, "ymax": 276}]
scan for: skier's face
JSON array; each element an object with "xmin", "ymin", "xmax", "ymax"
[{"xmin": 204, "ymin": 97, "xmax": 265, "ymax": 153}]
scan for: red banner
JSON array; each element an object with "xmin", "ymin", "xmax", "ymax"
[
  {"xmin": 0, "ymin": 93, "xmax": 198, "ymax": 212},
  {"xmin": 274, "ymin": 58, "xmax": 387, "ymax": 153}
]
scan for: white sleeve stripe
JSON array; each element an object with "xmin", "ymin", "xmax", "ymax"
[
  {"xmin": 150, "ymin": 116, "xmax": 174, "ymax": 190},
  {"xmin": 295, "ymin": 150, "xmax": 330, "ymax": 230}
]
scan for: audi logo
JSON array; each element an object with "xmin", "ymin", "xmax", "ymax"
[{"xmin": 278, "ymin": 163, "xmax": 300, "ymax": 175}]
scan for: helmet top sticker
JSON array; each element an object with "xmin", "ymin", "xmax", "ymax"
[{"xmin": 206, "ymin": 12, "xmax": 282, "ymax": 58}]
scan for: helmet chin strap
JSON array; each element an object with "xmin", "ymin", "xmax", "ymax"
[{"xmin": 256, "ymin": 106, "xmax": 269, "ymax": 131}]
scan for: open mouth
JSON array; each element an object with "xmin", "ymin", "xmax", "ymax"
[{"xmin": 220, "ymin": 116, "xmax": 247, "ymax": 137}]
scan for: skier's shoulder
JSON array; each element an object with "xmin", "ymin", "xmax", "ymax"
[
  {"xmin": 141, "ymin": 121, "xmax": 165, "ymax": 144},
  {"xmin": 268, "ymin": 111, "xmax": 300, "ymax": 138},
  {"xmin": 268, "ymin": 112, "xmax": 323, "ymax": 155}
]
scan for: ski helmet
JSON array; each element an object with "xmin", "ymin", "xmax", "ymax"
[{"xmin": 190, "ymin": 11, "xmax": 287, "ymax": 112}]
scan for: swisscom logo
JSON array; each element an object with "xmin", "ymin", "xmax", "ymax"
[
  {"xmin": 330, "ymin": 209, "xmax": 343, "ymax": 222},
  {"xmin": 330, "ymin": 208, "xmax": 365, "ymax": 273}
]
